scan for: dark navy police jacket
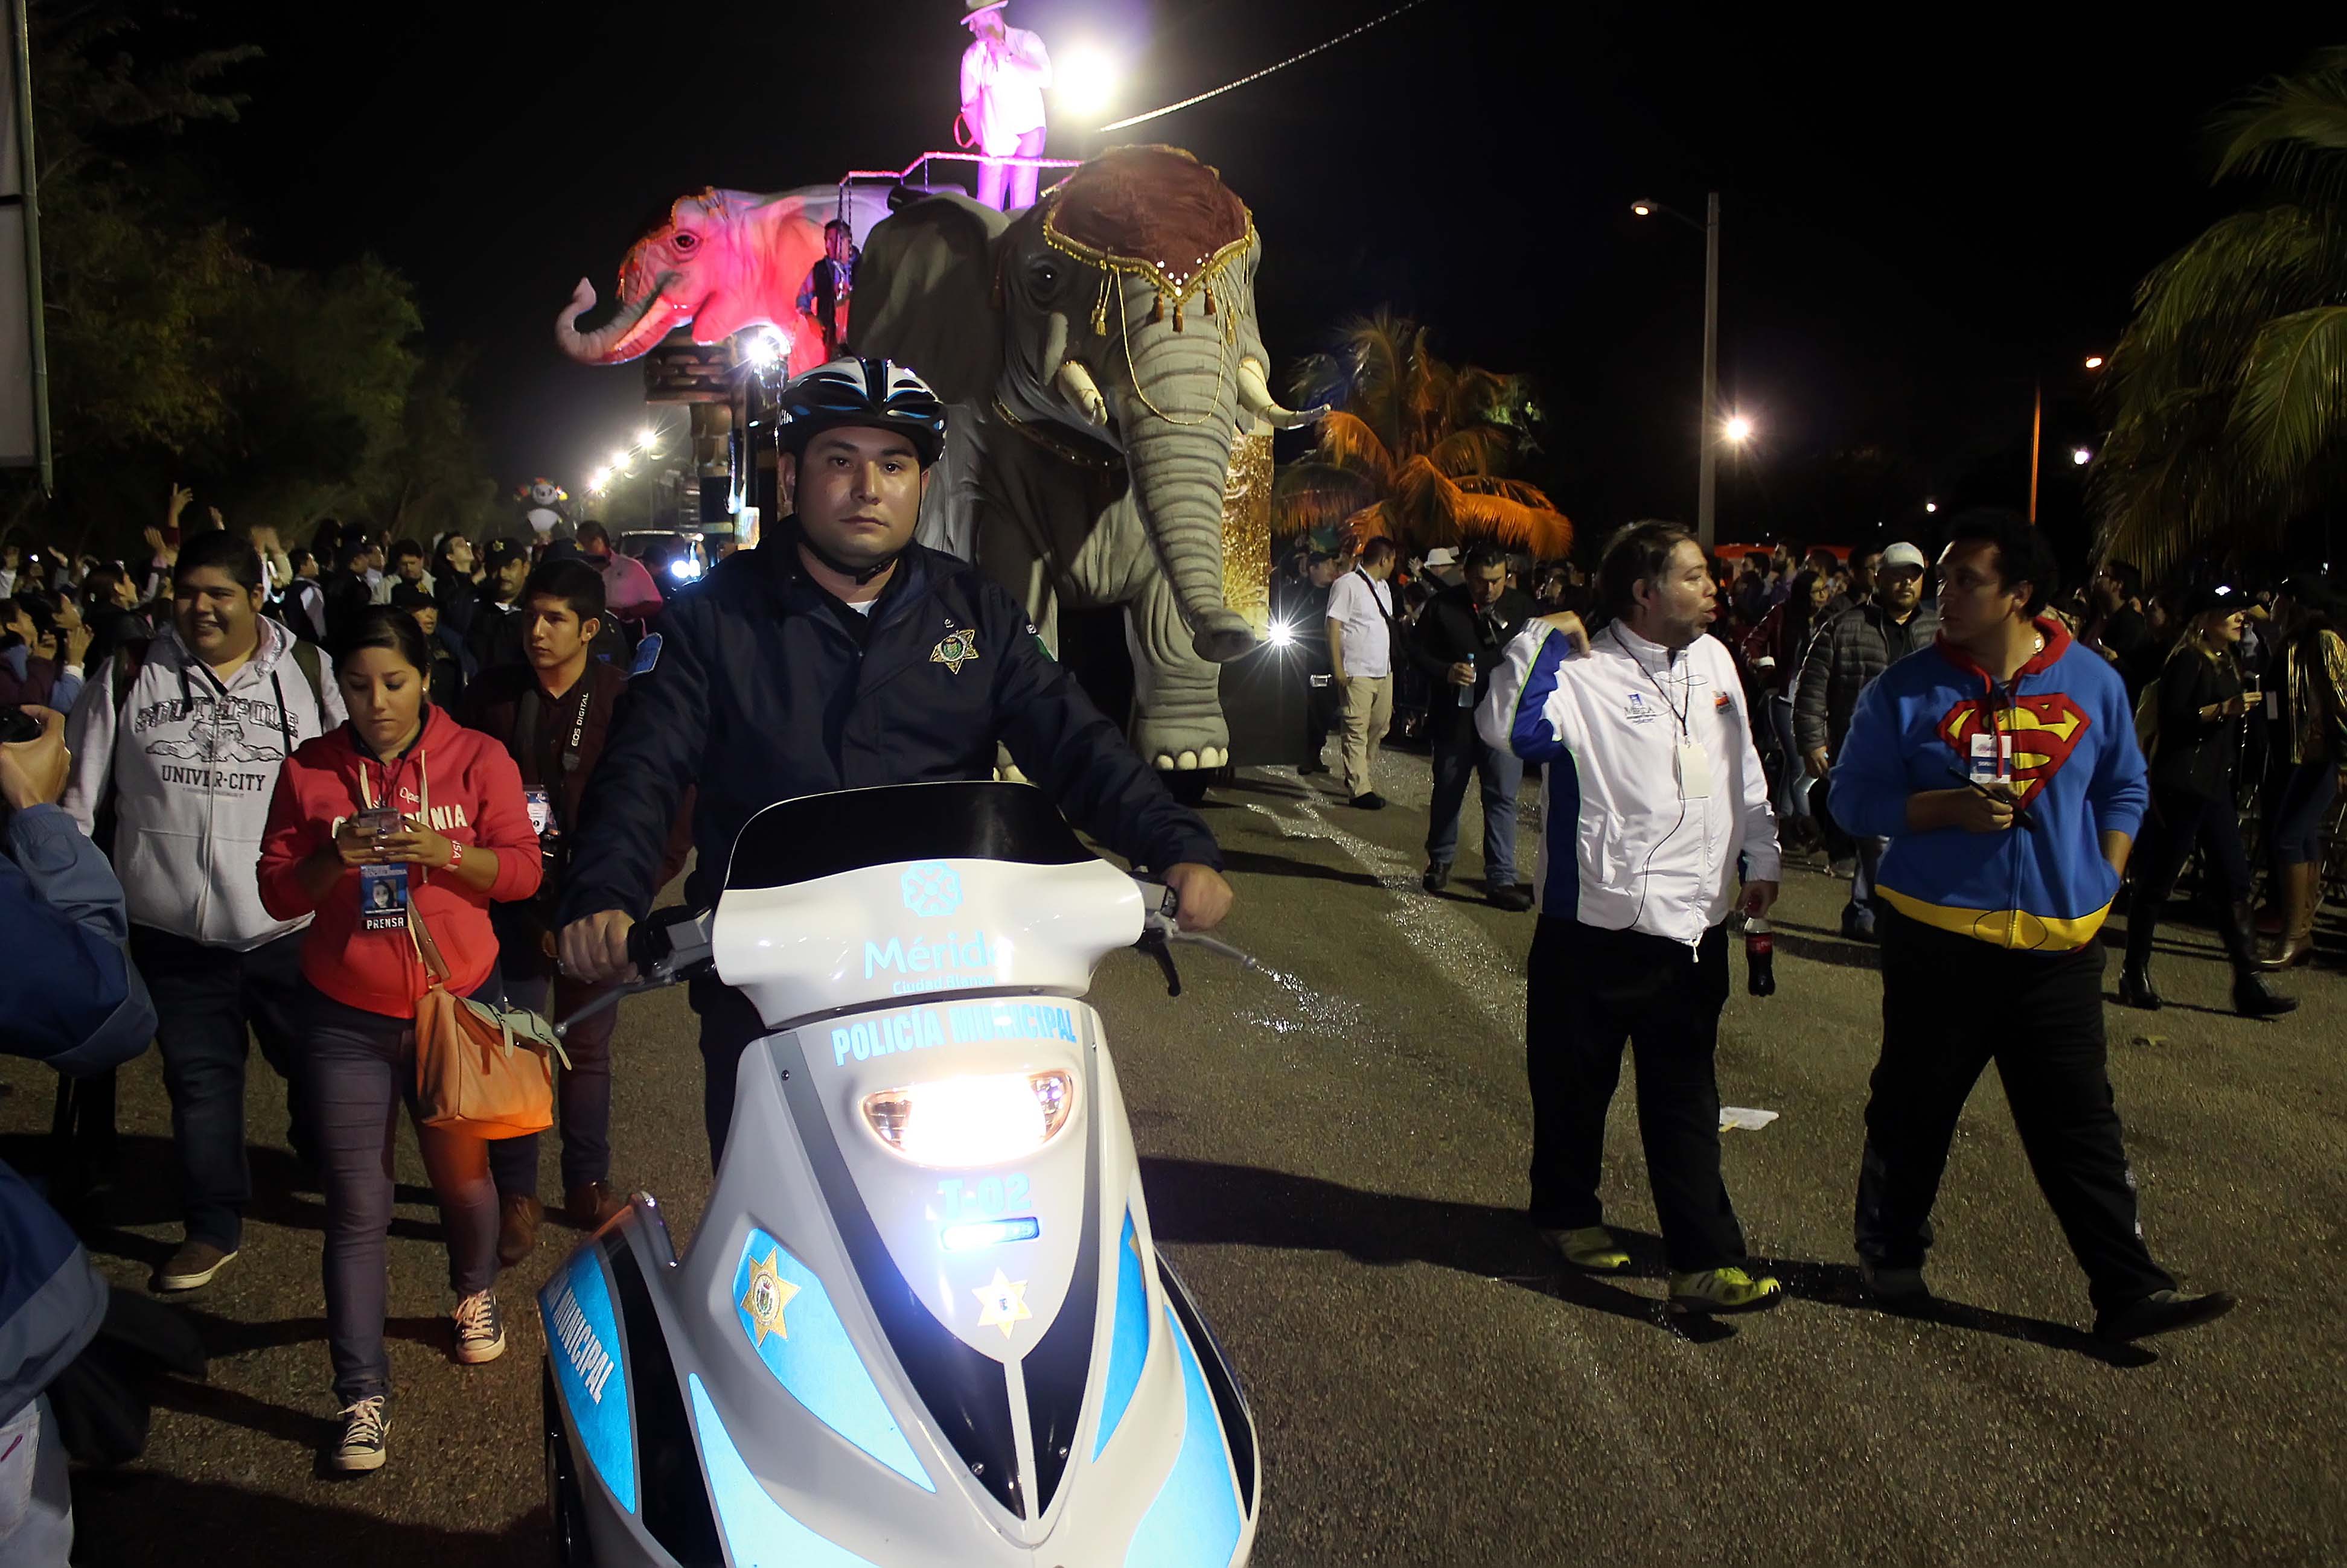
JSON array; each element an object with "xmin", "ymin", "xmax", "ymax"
[
  {"xmin": 3, "ymin": 804, "xmax": 157, "ymax": 1424},
  {"xmin": 560, "ymin": 525, "xmax": 1222, "ymax": 925}
]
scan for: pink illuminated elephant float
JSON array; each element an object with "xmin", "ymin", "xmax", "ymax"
[
  {"xmin": 552, "ymin": 147, "xmax": 1318, "ymax": 773},
  {"xmin": 554, "ymin": 186, "xmax": 829, "ymax": 368}
]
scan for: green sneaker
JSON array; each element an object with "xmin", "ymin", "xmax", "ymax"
[
  {"xmin": 1668, "ymin": 1266, "xmax": 1785, "ymax": 1314},
  {"xmin": 1543, "ymin": 1226, "xmax": 1631, "ymax": 1272}
]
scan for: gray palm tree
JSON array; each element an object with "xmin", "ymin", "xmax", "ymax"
[{"xmin": 2096, "ymin": 48, "xmax": 2347, "ymax": 577}]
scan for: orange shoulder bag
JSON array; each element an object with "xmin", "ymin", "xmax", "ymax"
[{"xmin": 365, "ymin": 757, "xmax": 569, "ymax": 1139}]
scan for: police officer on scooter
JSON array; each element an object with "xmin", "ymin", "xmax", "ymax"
[{"xmin": 557, "ymin": 359, "xmax": 1234, "ymax": 1163}]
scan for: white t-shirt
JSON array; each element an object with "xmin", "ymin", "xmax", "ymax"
[
  {"xmin": 1326, "ymin": 570, "xmax": 1396, "ymax": 680},
  {"xmin": 961, "ymin": 27, "xmax": 1053, "ymax": 151}
]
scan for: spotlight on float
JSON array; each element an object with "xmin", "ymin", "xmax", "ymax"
[
  {"xmin": 2072, "ymin": 446, "xmax": 2093, "ymax": 467},
  {"xmin": 1630, "ymin": 199, "xmax": 1655, "ymax": 217},
  {"xmin": 1924, "ymin": 500, "xmax": 1938, "ymax": 513},
  {"xmin": 1055, "ymin": 46, "xmax": 1119, "ymax": 118},
  {"xmin": 2084, "ymin": 355, "xmax": 2105, "ymax": 370},
  {"xmin": 636, "ymin": 425, "xmax": 657, "ymax": 448},
  {"xmin": 1723, "ymin": 415, "xmax": 1754, "ymax": 444},
  {"xmin": 1266, "ymin": 619, "xmax": 1296, "ymax": 649},
  {"xmin": 741, "ymin": 330, "xmax": 783, "ymax": 369}
]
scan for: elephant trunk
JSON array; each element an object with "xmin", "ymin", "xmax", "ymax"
[
  {"xmin": 554, "ymin": 273, "xmax": 683, "ymax": 365},
  {"xmin": 1115, "ymin": 321, "xmax": 1257, "ymax": 664},
  {"xmin": 1237, "ymin": 356, "xmax": 1326, "ymax": 431}
]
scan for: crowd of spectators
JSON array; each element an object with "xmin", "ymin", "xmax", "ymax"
[
  {"xmin": 0, "ymin": 491, "xmax": 696, "ymax": 1496},
  {"xmin": 1273, "ymin": 526, "xmax": 2347, "ymax": 986}
]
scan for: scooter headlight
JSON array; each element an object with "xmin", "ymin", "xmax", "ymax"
[{"xmin": 861, "ymin": 1071, "xmax": 1076, "ymax": 1165}]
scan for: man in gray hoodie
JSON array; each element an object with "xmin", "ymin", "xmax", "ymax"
[{"xmin": 62, "ymin": 532, "xmax": 343, "ymax": 1292}]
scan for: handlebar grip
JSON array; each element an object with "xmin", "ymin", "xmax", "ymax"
[{"xmin": 625, "ymin": 917, "xmax": 673, "ymax": 976}]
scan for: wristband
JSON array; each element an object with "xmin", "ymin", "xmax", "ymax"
[{"xmin": 445, "ymin": 840, "xmax": 464, "ymax": 872}]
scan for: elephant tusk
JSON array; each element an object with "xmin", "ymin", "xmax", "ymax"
[
  {"xmin": 1237, "ymin": 356, "xmax": 1327, "ymax": 431},
  {"xmin": 1054, "ymin": 360, "xmax": 1111, "ymax": 427}
]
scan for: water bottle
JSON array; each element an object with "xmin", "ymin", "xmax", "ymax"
[
  {"xmin": 1745, "ymin": 916, "xmax": 1777, "ymax": 998},
  {"xmin": 1457, "ymin": 656, "xmax": 1477, "ymax": 707}
]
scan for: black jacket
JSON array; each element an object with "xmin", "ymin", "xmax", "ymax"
[
  {"xmin": 560, "ymin": 527, "xmax": 1222, "ymax": 923},
  {"xmin": 1406, "ymin": 584, "xmax": 1536, "ymax": 742},
  {"xmin": 1793, "ymin": 599, "xmax": 1940, "ymax": 757},
  {"xmin": 2149, "ymin": 643, "xmax": 2243, "ymax": 802}
]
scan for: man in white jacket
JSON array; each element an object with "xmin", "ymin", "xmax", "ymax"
[
  {"xmin": 1478, "ymin": 520, "xmax": 1786, "ymax": 1315},
  {"xmin": 62, "ymin": 532, "xmax": 344, "ymax": 1293}
]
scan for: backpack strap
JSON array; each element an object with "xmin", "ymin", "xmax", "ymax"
[
  {"xmin": 290, "ymin": 637, "xmax": 327, "ymax": 713},
  {"xmin": 110, "ymin": 639, "xmax": 151, "ymax": 713}
]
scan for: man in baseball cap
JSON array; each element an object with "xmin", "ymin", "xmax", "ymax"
[
  {"xmin": 1793, "ymin": 539, "xmax": 1937, "ymax": 940},
  {"xmin": 467, "ymin": 539, "xmax": 534, "ymax": 674}
]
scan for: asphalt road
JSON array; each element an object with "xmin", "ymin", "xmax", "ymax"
[{"xmin": 4, "ymin": 754, "xmax": 2344, "ymax": 1567}]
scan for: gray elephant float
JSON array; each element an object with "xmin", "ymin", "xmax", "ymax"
[{"xmin": 852, "ymin": 144, "xmax": 1320, "ymax": 770}]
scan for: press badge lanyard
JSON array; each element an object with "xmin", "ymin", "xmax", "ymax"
[
  {"xmin": 1614, "ymin": 626, "xmax": 1712, "ymax": 800},
  {"xmin": 354, "ymin": 748, "xmax": 431, "ymax": 843},
  {"xmin": 514, "ymin": 682, "xmax": 592, "ymax": 788}
]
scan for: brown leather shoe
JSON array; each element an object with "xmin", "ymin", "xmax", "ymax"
[
  {"xmin": 496, "ymin": 1194, "xmax": 543, "ymax": 1267},
  {"xmin": 565, "ymin": 1182, "xmax": 627, "ymax": 1230}
]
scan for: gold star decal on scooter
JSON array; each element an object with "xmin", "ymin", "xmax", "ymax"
[
  {"xmin": 972, "ymin": 1269, "xmax": 1032, "ymax": 1337},
  {"xmin": 739, "ymin": 1248, "xmax": 800, "ymax": 1347},
  {"xmin": 930, "ymin": 628, "xmax": 982, "ymax": 674}
]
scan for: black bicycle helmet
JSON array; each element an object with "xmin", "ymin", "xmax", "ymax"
[{"xmin": 774, "ymin": 357, "xmax": 949, "ymax": 468}]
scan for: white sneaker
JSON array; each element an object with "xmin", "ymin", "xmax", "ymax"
[
  {"xmin": 452, "ymin": 1290, "xmax": 506, "ymax": 1365},
  {"xmin": 330, "ymin": 1396, "xmax": 389, "ymax": 1472}
]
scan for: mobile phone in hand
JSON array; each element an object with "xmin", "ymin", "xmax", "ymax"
[{"xmin": 353, "ymin": 806, "xmax": 402, "ymax": 840}]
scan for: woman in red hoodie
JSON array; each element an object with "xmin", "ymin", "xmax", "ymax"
[{"xmin": 257, "ymin": 606, "xmax": 541, "ymax": 1473}]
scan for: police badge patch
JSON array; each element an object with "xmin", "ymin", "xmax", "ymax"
[{"xmin": 930, "ymin": 628, "xmax": 981, "ymax": 674}]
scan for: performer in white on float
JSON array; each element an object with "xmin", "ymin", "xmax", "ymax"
[{"xmin": 959, "ymin": 0, "xmax": 1053, "ymax": 212}]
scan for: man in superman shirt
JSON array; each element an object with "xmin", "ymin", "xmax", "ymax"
[{"xmin": 1830, "ymin": 509, "xmax": 2233, "ymax": 1344}]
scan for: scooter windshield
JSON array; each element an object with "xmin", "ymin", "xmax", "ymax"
[{"xmin": 724, "ymin": 780, "xmax": 1094, "ymax": 891}]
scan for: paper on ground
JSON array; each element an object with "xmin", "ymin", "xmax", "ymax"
[{"xmin": 1719, "ymin": 1106, "xmax": 1778, "ymax": 1132}]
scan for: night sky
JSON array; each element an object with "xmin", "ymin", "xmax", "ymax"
[{"xmin": 182, "ymin": 3, "xmax": 2327, "ymax": 561}]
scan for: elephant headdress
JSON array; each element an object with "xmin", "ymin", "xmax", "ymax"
[{"xmin": 1036, "ymin": 145, "xmax": 1254, "ymax": 342}]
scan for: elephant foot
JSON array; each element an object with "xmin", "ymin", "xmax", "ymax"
[{"xmin": 1148, "ymin": 745, "xmax": 1230, "ymax": 771}]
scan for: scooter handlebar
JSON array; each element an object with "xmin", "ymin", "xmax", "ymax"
[
  {"xmin": 1129, "ymin": 876, "xmax": 1255, "ymax": 998},
  {"xmin": 627, "ymin": 906, "xmax": 715, "ymax": 985}
]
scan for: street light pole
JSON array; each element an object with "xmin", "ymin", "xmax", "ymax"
[
  {"xmin": 1633, "ymin": 191, "xmax": 1729, "ymax": 544},
  {"xmin": 1698, "ymin": 190, "xmax": 1720, "ymax": 549},
  {"xmin": 2027, "ymin": 381, "xmax": 2042, "ymax": 524}
]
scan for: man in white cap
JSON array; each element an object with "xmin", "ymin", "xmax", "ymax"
[
  {"xmin": 1795, "ymin": 539, "xmax": 1938, "ymax": 940},
  {"xmin": 960, "ymin": 0, "xmax": 1053, "ymax": 212}
]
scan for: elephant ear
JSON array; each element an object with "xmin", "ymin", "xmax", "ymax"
[{"xmin": 850, "ymin": 193, "xmax": 1009, "ymax": 405}]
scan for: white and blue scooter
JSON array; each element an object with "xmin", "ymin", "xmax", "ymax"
[{"xmin": 538, "ymin": 780, "xmax": 1260, "ymax": 1567}]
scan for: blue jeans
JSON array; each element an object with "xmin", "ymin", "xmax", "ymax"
[
  {"xmin": 1768, "ymin": 694, "xmax": 1810, "ymax": 822},
  {"xmin": 2269, "ymin": 760, "xmax": 2337, "ymax": 866},
  {"xmin": 305, "ymin": 981, "xmax": 501, "ymax": 1403},
  {"xmin": 129, "ymin": 924, "xmax": 310, "ymax": 1251},
  {"xmin": 1849, "ymin": 836, "xmax": 1889, "ymax": 918},
  {"xmin": 1426, "ymin": 730, "xmax": 1524, "ymax": 885}
]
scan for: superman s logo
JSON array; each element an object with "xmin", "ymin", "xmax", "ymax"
[{"xmin": 1937, "ymin": 693, "xmax": 2092, "ymax": 805}]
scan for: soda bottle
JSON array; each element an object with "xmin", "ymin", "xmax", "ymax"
[{"xmin": 1745, "ymin": 916, "xmax": 1776, "ymax": 998}]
